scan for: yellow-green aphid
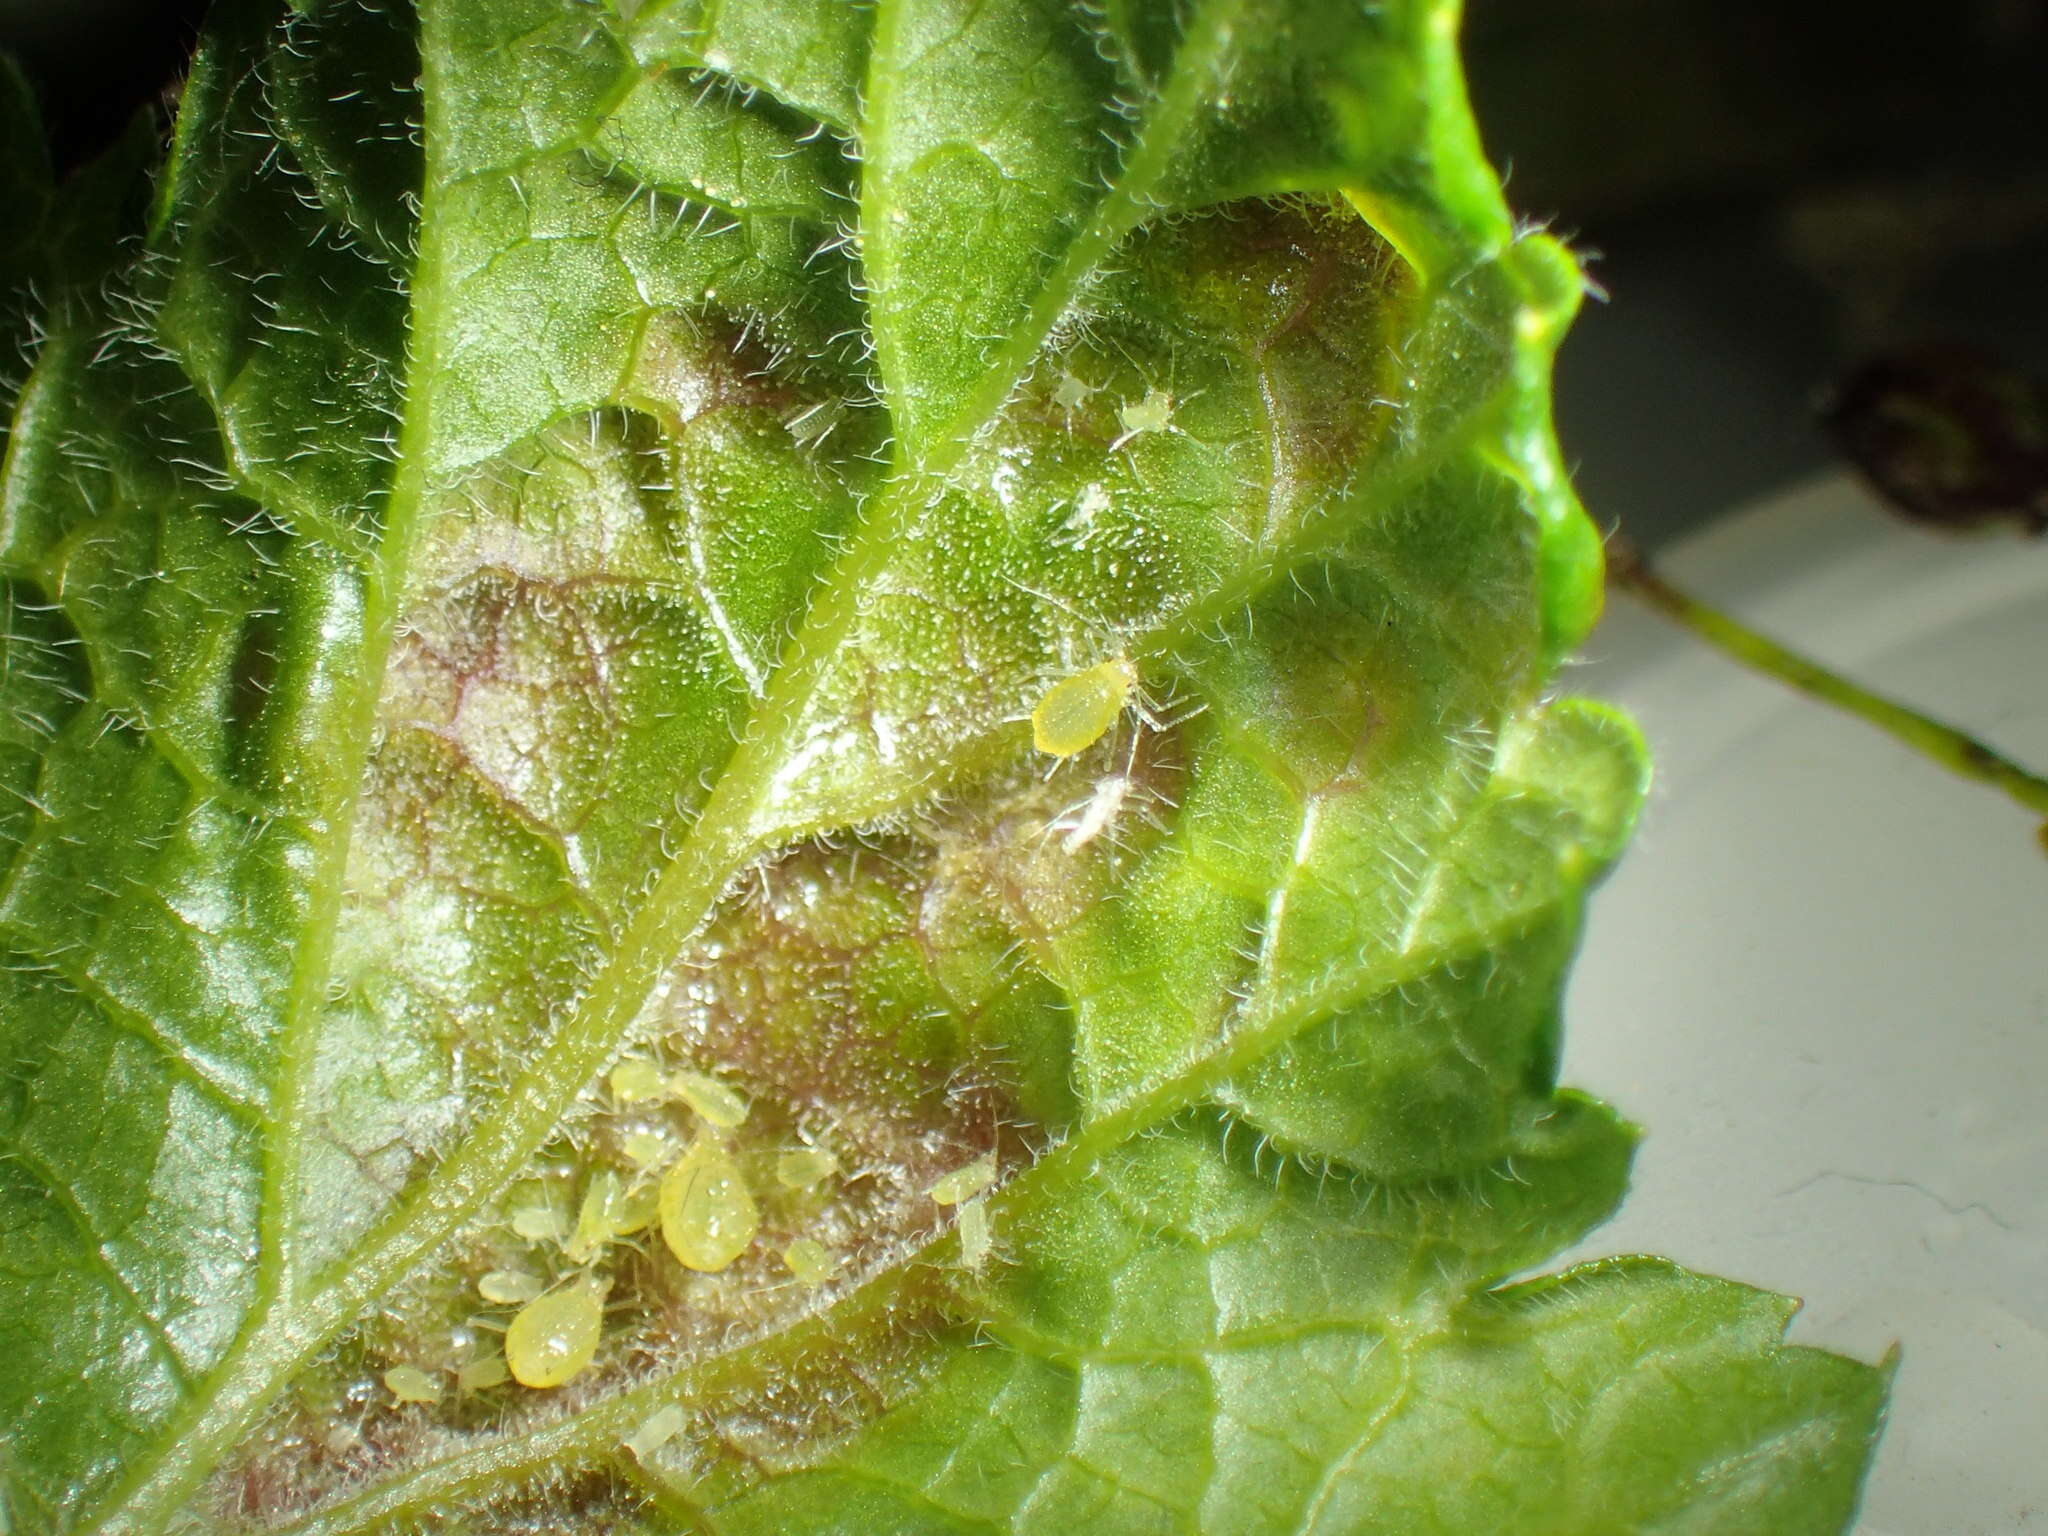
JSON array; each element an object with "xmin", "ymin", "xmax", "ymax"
[
  {"xmin": 1032, "ymin": 658, "xmax": 1137, "ymax": 757},
  {"xmin": 456, "ymin": 1355, "xmax": 509, "ymax": 1394},
  {"xmin": 927, "ymin": 1152, "xmax": 997, "ymax": 1206},
  {"xmin": 564, "ymin": 1170, "xmax": 618, "ymax": 1264},
  {"xmin": 610, "ymin": 1178, "xmax": 659, "ymax": 1238},
  {"xmin": 1115, "ymin": 386, "xmax": 1174, "ymax": 443},
  {"xmin": 509, "ymin": 1198, "xmax": 568, "ymax": 1245},
  {"xmin": 659, "ymin": 1137, "xmax": 758, "ymax": 1272},
  {"xmin": 477, "ymin": 1269, "xmax": 544, "ymax": 1306},
  {"xmin": 381, "ymin": 1364, "xmax": 440, "ymax": 1405},
  {"xmin": 781, "ymin": 1237, "xmax": 837, "ymax": 1286},
  {"xmin": 775, "ymin": 1145, "xmax": 839, "ymax": 1190},
  {"xmin": 955, "ymin": 1196, "xmax": 992, "ymax": 1271},
  {"xmin": 669, "ymin": 1069, "xmax": 749, "ymax": 1129},
  {"xmin": 622, "ymin": 1129, "xmax": 671, "ymax": 1169},
  {"xmin": 625, "ymin": 1403, "xmax": 687, "ymax": 1463},
  {"xmin": 564, "ymin": 1169, "xmax": 656, "ymax": 1262},
  {"xmin": 608, "ymin": 1058, "xmax": 665, "ymax": 1104},
  {"xmin": 505, "ymin": 1272, "xmax": 608, "ymax": 1390}
]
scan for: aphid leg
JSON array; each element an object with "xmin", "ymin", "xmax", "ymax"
[{"xmin": 1134, "ymin": 684, "xmax": 1207, "ymax": 734}]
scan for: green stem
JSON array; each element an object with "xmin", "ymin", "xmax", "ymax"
[{"xmin": 1608, "ymin": 544, "xmax": 2048, "ymax": 840}]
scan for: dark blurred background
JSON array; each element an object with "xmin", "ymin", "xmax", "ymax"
[
  {"xmin": 5, "ymin": 0, "xmax": 2046, "ymax": 550},
  {"xmin": 0, "ymin": 0, "xmax": 207, "ymax": 166},
  {"xmin": 1466, "ymin": 0, "xmax": 2048, "ymax": 547}
]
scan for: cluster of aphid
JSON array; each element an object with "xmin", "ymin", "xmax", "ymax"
[
  {"xmin": 369, "ymin": 655, "xmax": 1175, "ymax": 1410},
  {"xmin": 379, "ymin": 1061, "xmax": 998, "ymax": 1406}
]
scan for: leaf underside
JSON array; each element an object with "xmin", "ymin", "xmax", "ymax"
[{"xmin": 0, "ymin": 2, "xmax": 1885, "ymax": 1533}]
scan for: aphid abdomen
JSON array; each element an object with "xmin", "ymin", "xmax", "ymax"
[
  {"xmin": 956, "ymin": 1196, "xmax": 992, "ymax": 1270},
  {"xmin": 927, "ymin": 1152, "xmax": 996, "ymax": 1206},
  {"xmin": 659, "ymin": 1137, "xmax": 759, "ymax": 1272},
  {"xmin": 1031, "ymin": 659, "xmax": 1135, "ymax": 756},
  {"xmin": 382, "ymin": 1363, "xmax": 440, "ymax": 1405},
  {"xmin": 505, "ymin": 1274, "xmax": 607, "ymax": 1389}
]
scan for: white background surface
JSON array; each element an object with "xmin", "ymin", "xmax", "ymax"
[{"xmin": 1560, "ymin": 473, "xmax": 2048, "ymax": 1533}]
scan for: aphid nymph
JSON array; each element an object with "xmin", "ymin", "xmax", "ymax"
[
  {"xmin": 1109, "ymin": 386, "xmax": 1175, "ymax": 451},
  {"xmin": 625, "ymin": 1403, "xmax": 687, "ymax": 1462},
  {"xmin": 1031, "ymin": 657, "xmax": 1137, "ymax": 757},
  {"xmin": 781, "ymin": 1237, "xmax": 837, "ymax": 1286},
  {"xmin": 955, "ymin": 1196, "xmax": 992, "ymax": 1271},
  {"xmin": 382, "ymin": 1363, "xmax": 440, "ymax": 1406},
  {"xmin": 927, "ymin": 1152, "xmax": 997, "ymax": 1206}
]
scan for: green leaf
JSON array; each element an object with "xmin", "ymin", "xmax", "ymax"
[
  {"xmin": 0, "ymin": 2, "xmax": 1884, "ymax": 1533},
  {"xmin": 666, "ymin": 1137, "xmax": 1883, "ymax": 1536}
]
